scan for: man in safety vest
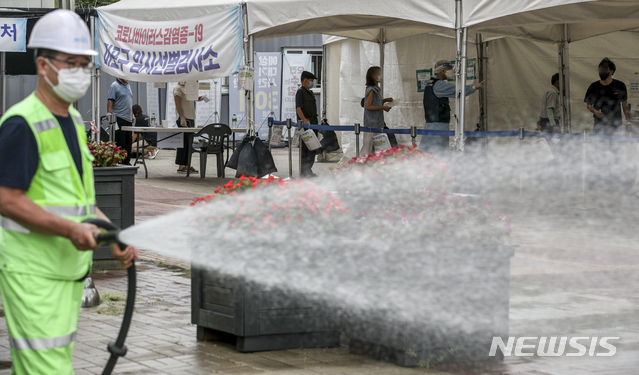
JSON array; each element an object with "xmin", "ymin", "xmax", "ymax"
[
  {"xmin": 0, "ymin": 10, "xmax": 137, "ymax": 374},
  {"xmin": 419, "ymin": 60, "xmax": 483, "ymax": 158}
]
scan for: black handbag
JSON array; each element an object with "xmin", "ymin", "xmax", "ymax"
[{"xmin": 320, "ymin": 119, "xmax": 340, "ymax": 153}]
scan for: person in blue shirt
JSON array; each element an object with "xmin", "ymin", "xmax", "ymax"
[
  {"xmin": 107, "ymin": 78, "xmax": 134, "ymax": 165},
  {"xmin": 419, "ymin": 60, "xmax": 483, "ymax": 158}
]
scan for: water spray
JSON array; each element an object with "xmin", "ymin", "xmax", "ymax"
[{"xmin": 83, "ymin": 219, "xmax": 135, "ymax": 375}]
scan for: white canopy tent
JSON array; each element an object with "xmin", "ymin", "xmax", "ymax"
[{"xmin": 99, "ymin": 0, "xmax": 639, "ymax": 147}]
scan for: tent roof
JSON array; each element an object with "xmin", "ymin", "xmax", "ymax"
[
  {"xmin": 98, "ymin": 0, "xmax": 454, "ymax": 42},
  {"xmin": 465, "ymin": 0, "xmax": 639, "ymax": 42}
]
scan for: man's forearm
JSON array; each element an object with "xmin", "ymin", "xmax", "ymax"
[
  {"xmin": 587, "ymin": 104, "xmax": 597, "ymax": 114},
  {"xmin": 107, "ymin": 100, "xmax": 113, "ymax": 113},
  {"xmin": 0, "ymin": 188, "xmax": 75, "ymax": 238},
  {"xmin": 623, "ymin": 102, "xmax": 631, "ymax": 122},
  {"xmin": 296, "ymin": 107, "xmax": 306, "ymax": 122}
]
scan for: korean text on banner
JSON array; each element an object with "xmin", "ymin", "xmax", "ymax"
[
  {"xmin": 254, "ymin": 52, "xmax": 282, "ymax": 140},
  {"xmin": 0, "ymin": 19, "xmax": 26, "ymax": 52},
  {"xmin": 281, "ymin": 54, "xmax": 312, "ymax": 122},
  {"xmin": 97, "ymin": 7, "xmax": 243, "ymax": 82}
]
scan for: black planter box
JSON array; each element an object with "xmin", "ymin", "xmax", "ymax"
[
  {"xmin": 345, "ymin": 245, "xmax": 515, "ymax": 367},
  {"xmin": 93, "ymin": 165, "xmax": 138, "ymax": 260},
  {"xmin": 191, "ymin": 268, "xmax": 340, "ymax": 352}
]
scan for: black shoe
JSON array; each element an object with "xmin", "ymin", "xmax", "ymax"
[{"xmin": 301, "ymin": 172, "xmax": 318, "ymax": 178}]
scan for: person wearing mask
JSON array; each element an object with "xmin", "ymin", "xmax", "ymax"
[
  {"xmin": 295, "ymin": 71, "xmax": 319, "ymax": 177},
  {"xmin": 132, "ymin": 104, "xmax": 158, "ymax": 159},
  {"xmin": 584, "ymin": 57, "xmax": 632, "ymax": 188},
  {"xmin": 536, "ymin": 73, "xmax": 562, "ymax": 134},
  {"xmin": 362, "ymin": 66, "xmax": 393, "ymax": 154},
  {"xmin": 174, "ymin": 82, "xmax": 203, "ymax": 173},
  {"xmin": 419, "ymin": 60, "xmax": 483, "ymax": 158},
  {"xmin": 0, "ymin": 10, "xmax": 137, "ymax": 374},
  {"xmin": 107, "ymin": 77, "xmax": 134, "ymax": 165}
]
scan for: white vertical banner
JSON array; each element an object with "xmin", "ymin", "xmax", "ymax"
[
  {"xmin": 228, "ymin": 74, "xmax": 247, "ymax": 129},
  {"xmin": 254, "ymin": 52, "xmax": 282, "ymax": 139},
  {"xmin": 195, "ymin": 79, "xmax": 222, "ymax": 127},
  {"xmin": 281, "ymin": 54, "xmax": 312, "ymax": 123},
  {"xmin": 165, "ymin": 82, "xmax": 179, "ymax": 125},
  {"xmin": 145, "ymin": 83, "xmax": 160, "ymax": 120}
]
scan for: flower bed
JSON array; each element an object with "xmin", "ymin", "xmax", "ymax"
[{"xmin": 88, "ymin": 140, "xmax": 127, "ymax": 167}]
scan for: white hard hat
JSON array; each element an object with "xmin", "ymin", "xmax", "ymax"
[{"xmin": 28, "ymin": 9, "xmax": 97, "ymax": 56}]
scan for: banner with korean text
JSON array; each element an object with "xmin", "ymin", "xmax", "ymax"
[
  {"xmin": 97, "ymin": 7, "xmax": 243, "ymax": 82},
  {"xmin": 0, "ymin": 18, "xmax": 26, "ymax": 52}
]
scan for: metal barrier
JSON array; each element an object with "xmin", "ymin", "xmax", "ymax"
[{"xmin": 269, "ymin": 118, "xmax": 639, "ymax": 206}]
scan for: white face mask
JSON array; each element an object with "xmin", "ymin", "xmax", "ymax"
[
  {"xmin": 307, "ymin": 81, "xmax": 315, "ymax": 89},
  {"xmin": 44, "ymin": 59, "xmax": 91, "ymax": 103},
  {"xmin": 445, "ymin": 69, "xmax": 455, "ymax": 80},
  {"xmin": 376, "ymin": 75, "xmax": 383, "ymax": 82}
]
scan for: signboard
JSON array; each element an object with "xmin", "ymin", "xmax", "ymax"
[
  {"xmin": 447, "ymin": 58, "xmax": 477, "ymax": 82},
  {"xmin": 254, "ymin": 52, "xmax": 282, "ymax": 139},
  {"xmin": 281, "ymin": 54, "xmax": 312, "ymax": 123},
  {"xmin": 146, "ymin": 83, "xmax": 160, "ymax": 121},
  {"xmin": 416, "ymin": 69, "xmax": 432, "ymax": 93},
  {"xmin": 97, "ymin": 7, "xmax": 243, "ymax": 82},
  {"xmin": 0, "ymin": 18, "xmax": 26, "ymax": 52},
  {"xmin": 630, "ymin": 80, "xmax": 639, "ymax": 94}
]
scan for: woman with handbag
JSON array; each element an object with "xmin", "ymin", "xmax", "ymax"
[{"xmin": 362, "ymin": 66, "xmax": 393, "ymax": 154}]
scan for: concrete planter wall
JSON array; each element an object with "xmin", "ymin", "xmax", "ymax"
[
  {"xmin": 191, "ymin": 269, "xmax": 340, "ymax": 352},
  {"xmin": 92, "ymin": 165, "xmax": 138, "ymax": 260},
  {"xmin": 345, "ymin": 244, "xmax": 515, "ymax": 367}
]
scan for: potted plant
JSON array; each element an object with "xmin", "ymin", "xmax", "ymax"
[
  {"xmin": 89, "ymin": 140, "xmax": 138, "ymax": 261},
  {"xmin": 331, "ymin": 145, "xmax": 514, "ymax": 366},
  {"xmin": 190, "ymin": 175, "xmax": 350, "ymax": 352}
]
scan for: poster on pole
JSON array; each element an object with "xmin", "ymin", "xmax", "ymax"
[
  {"xmin": 254, "ymin": 52, "xmax": 282, "ymax": 140},
  {"xmin": 146, "ymin": 83, "xmax": 160, "ymax": 121},
  {"xmin": 0, "ymin": 18, "xmax": 26, "ymax": 52},
  {"xmin": 416, "ymin": 69, "xmax": 432, "ymax": 92},
  {"xmin": 281, "ymin": 54, "xmax": 312, "ymax": 123},
  {"xmin": 447, "ymin": 58, "xmax": 477, "ymax": 82},
  {"xmin": 97, "ymin": 7, "xmax": 243, "ymax": 82},
  {"xmin": 228, "ymin": 74, "xmax": 247, "ymax": 130}
]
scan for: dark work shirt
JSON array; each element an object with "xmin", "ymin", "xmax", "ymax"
[
  {"xmin": 295, "ymin": 87, "xmax": 318, "ymax": 124},
  {"xmin": 584, "ymin": 79, "xmax": 628, "ymax": 126},
  {"xmin": 0, "ymin": 115, "xmax": 83, "ymax": 191}
]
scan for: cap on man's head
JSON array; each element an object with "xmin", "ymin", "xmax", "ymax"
[
  {"xmin": 301, "ymin": 71, "xmax": 317, "ymax": 81},
  {"xmin": 434, "ymin": 60, "xmax": 453, "ymax": 74}
]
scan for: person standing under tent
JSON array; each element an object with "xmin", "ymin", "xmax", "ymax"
[
  {"xmin": 536, "ymin": 73, "xmax": 562, "ymax": 134},
  {"xmin": 107, "ymin": 77, "xmax": 134, "ymax": 165},
  {"xmin": 419, "ymin": 60, "xmax": 483, "ymax": 158},
  {"xmin": 174, "ymin": 82, "xmax": 203, "ymax": 174},
  {"xmin": 295, "ymin": 71, "xmax": 319, "ymax": 178},
  {"xmin": 0, "ymin": 10, "xmax": 137, "ymax": 374},
  {"xmin": 584, "ymin": 57, "xmax": 632, "ymax": 189},
  {"xmin": 361, "ymin": 66, "xmax": 393, "ymax": 155}
]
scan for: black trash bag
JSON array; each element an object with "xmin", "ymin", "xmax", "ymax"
[
  {"xmin": 320, "ymin": 119, "xmax": 340, "ymax": 153},
  {"xmin": 252, "ymin": 137, "xmax": 278, "ymax": 177},
  {"xmin": 383, "ymin": 124, "xmax": 399, "ymax": 149},
  {"xmin": 235, "ymin": 138, "xmax": 258, "ymax": 178},
  {"xmin": 226, "ymin": 135, "xmax": 250, "ymax": 170}
]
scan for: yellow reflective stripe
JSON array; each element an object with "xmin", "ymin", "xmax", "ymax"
[
  {"xmin": 0, "ymin": 217, "xmax": 29, "ymax": 234},
  {"xmin": 32, "ymin": 119, "xmax": 58, "ymax": 133},
  {"xmin": 42, "ymin": 204, "xmax": 95, "ymax": 217},
  {"xmin": 9, "ymin": 331, "xmax": 75, "ymax": 350}
]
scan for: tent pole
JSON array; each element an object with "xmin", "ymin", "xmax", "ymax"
[
  {"xmin": 557, "ymin": 42, "xmax": 565, "ymax": 133},
  {"xmin": 379, "ymin": 28, "xmax": 385, "ymax": 98},
  {"xmin": 476, "ymin": 33, "xmax": 488, "ymax": 131},
  {"xmin": 454, "ymin": 0, "xmax": 468, "ymax": 151},
  {"xmin": 563, "ymin": 24, "xmax": 571, "ymax": 133},
  {"xmin": 1, "ymin": 52, "xmax": 5, "ymax": 115},
  {"xmin": 321, "ymin": 43, "xmax": 327, "ymax": 120},
  {"xmin": 248, "ymin": 35, "xmax": 255, "ymax": 135}
]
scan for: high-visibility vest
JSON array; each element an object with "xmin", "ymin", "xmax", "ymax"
[{"xmin": 0, "ymin": 93, "xmax": 96, "ymax": 281}]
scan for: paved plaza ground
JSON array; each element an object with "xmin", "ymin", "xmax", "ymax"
[{"xmin": 0, "ymin": 147, "xmax": 638, "ymax": 374}]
